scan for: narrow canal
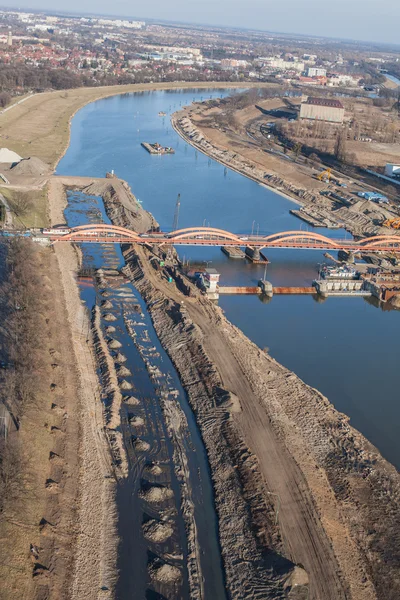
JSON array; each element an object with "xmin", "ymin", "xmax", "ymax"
[
  {"xmin": 64, "ymin": 190, "xmax": 226, "ymax": 599},
  {"xmin": 57, "ymin": 88, "xmax": 400, "ymax": 470}
]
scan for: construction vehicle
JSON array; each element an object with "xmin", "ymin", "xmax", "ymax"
[
  {"xmin": 317, "ymin": 168, "xmax": 332, "ymax": 182},
  {"xmin": 383, "ymin": 217, "xmax": 400, "ymax": 230}
]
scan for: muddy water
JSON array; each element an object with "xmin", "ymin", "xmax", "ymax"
[{"xmin": 65, "ymin": 190, "xmax": 226, "ymax": 599}]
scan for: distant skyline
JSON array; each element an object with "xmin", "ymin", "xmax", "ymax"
[{"xmin": 2, "ymin": 0, "xmax": 399, "ymax": 46}]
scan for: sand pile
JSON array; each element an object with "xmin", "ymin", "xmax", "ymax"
[
  {"xmin": 124, "ymin": 396, "xmax": 140, "ymax": 406},
  {"xmin": 118, "ymin": 365, "xmax": 131, "ymax": 377},
  {"xmin": 0, "ymin": 147, "xmax": 22, "ymax": 164},
  {"xmin": 119, "ymin": 380, "xmax": 132, "ymax": 390},
  {"xmin": 149, "ymin": 562, "xmax": 181, "ymax": 584},
  {"xmin": 115, "ymin": 352, "xmax": 127, "ymax": 363},
  {"xmin": 101, "ymin": 300, "xmax": 114, "ymax": 309},
  {"xmin": 128, "ymin": 415, "xmax": 144, "ymax": 427},
  {"xmin": 106, "ymin": 326, "xmax": 116, "ymax": 334},
  {"xmin": 139, "ymin": 485, "xmax": 174, "ymax": 503},
  {"xmin": 143, "ymin": 519, "xmax": 174, "ymax": 543},
  {"xmin": 133, "ymin": 438, "xmax": 150, "ymax": 452},
  {"xmin": 103, "ymin": 313, "xmax": 117, "ymax": 322},
  {"xmin": 108, "ymin": 338, "xmax": 122, "ymax": 349},
  {"xmin": 11, "ymin": 156, "xmax": 48, "ymax": 175},
  {"xmin": 144, "ymin": 462, "xmax": 163, "ymax": 476}
]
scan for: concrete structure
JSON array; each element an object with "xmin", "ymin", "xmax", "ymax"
[
  {"xmin": 300, "ymin": 97, "xmax": 344, "ymax": 123},
  {"xmin": 313, "ymin": 279, "xmax": 369, "ymax": 296},
  {"xmin": 308, "ymin": 67, "xmax": 326, "ymax": 77},
  {"xmin": 385, "ymin": 163, "xmax": 400, "ymax": 178},
  {"xmin": 204, "ymin": 268, "xmax": 220, "ymax": 293},
  {"xmin": 7, "ymin": 29, "xmax": 12, "ymax": 47}
]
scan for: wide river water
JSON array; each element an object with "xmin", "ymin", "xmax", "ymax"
[{"xmin": 58, "ymin": 88, "xmax": 400, "ymax": 469}]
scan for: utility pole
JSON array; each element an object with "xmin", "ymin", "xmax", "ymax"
[{"xmin": 172, "ymin": 194, "xmax": 181, "ymax": 231}]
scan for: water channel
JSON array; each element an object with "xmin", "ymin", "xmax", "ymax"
[
  {"xmin": 64, "ymin": 189, "xmax": 226, "ymax": 599},
  {"xmin": 58, "ymin": 88, "xmax": 400, "ymax": 476}
]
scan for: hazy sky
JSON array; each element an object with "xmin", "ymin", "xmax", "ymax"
[{"xmin": 4, "ymin": 0, "xmax": 400, "ymax": 46}]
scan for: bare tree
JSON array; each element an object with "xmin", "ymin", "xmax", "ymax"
[
  {"xmin": 334, "ymin": 128, "xmax": 347, "ymax": 162},
  {"xmin": 10, "ymin": 192, "xmax": 33, "ymax": 218}
]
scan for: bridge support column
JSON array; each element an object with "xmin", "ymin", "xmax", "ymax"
[
  {"xmin": 259, "ymin": 280, "xmax": 273, "ymax": 297},
  {"xmin": 245, "ymin": 246, "xmax": 261, "ymax": 262}
]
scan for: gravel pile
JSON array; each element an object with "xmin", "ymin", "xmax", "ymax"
[{"xmin": 11, "ymin": 156, "xmax": 49, "ymax": 175}]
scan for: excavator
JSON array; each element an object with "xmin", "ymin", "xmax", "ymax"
[
  {"xmin": 317, "ymin": 168, "xmax": 332, "ymax": 182},
  {"xmin": 383, "ymin": 217, "xmax": 400, "ymax": 230}
]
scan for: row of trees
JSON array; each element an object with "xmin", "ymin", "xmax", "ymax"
[{"xmin": 0, "ymin": 240, "xmax": 49, "ymax": 510}]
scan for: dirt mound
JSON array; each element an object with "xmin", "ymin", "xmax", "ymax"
[
  {"xmin": 101, "ymin": 300, "xmax": 114, "ymax": 309},
  {"xmin": 142, "ymin": 519, "xmax": 174, "ymax": 543},
  {"xmin": 124, "ymin": 396, "xmax": 140, "ymax": 406},
  {"xmin": 144, "ymin": 462, "xmax": 163, "ymax": 476},
  {"xmin": 140, "ymin": 485, "xmax": 174, "ymax": 503},
  {"xmin": 106, "ymin": 326, "xmax": 116, "ymax": 333},
  {"xmin": 149, "ymin": 562, "xmax": 181, "ymax": 584},
  {"xmin": 133, "ymin": 438, "xmax": 150, "ymax": 452},
  {"xmin": 119, "ymin": 380, "xmax": 132, "ymax": 390},
  {"xmin": 128, "ymin": 415, "xmax": 144, "ymax": 427},
  {"xmin": 118, "ymin": 365, "xmax": 131, "ymax": 377},
  {"xmin": 108, "ymin": 338, "xmax": 122, "ymax": 349},
  {"xmin": 11, "ymin": 156, "xmax": 49, "ymax": 176},
  {"xmin": 103, "ymin": 313, "xmax": 117, "ymax": 322},
  {"xmin": 115, "ymin": 352, "xmax": 127, "ymax": 363}
]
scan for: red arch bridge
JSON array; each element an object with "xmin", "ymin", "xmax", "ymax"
[{"xmin": 52, "ymin": 224, "xmax": 400, "ymax": 253}]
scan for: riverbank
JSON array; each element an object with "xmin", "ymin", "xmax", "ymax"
[
  {"xmin": 170, "ymin": 109, "xmax": 305, "ymax": 210},
  {"xmin": 0, "ymin": 81, "xmax": 273, "ymax": 170}
]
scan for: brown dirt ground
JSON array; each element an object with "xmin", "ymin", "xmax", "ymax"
[{"xmin": 0, "ymin": 248, "xmax": 81, "ymax": 600}]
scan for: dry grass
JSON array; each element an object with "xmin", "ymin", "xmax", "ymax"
[{"xmin": 0, "ymin": 186, "xmax": 48, "ymax": 228}]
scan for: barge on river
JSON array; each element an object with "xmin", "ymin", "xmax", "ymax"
[{"xmin": 141, "ymin": 142, "xmax": 175, "ymax": 155}]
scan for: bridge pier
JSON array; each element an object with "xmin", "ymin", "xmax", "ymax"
[{"xmin": 258, "ymin": 280, "xmax": 273, "ymax": 297}]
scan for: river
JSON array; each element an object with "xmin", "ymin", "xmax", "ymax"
[{"xmin": 57, "ymin": 87, "xmax": 400, "ymax": 474}]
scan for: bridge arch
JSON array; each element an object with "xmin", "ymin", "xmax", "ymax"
[
  {"xmin": 169, "ymin": 227, "xmax": 243, "ymax": 244},
  {"xmin": 257, "ymin": 230, "xmax": 341, "ymax": 250},
  {"xmin": 61, "ymin": 224, "xmax": 141, "ymax": 242}
]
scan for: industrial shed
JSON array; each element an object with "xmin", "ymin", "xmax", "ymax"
[{"xmin": 299, "ymin": 97, "xmax": 344, "ymax": 123}]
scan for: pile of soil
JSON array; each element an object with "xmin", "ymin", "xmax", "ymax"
[
  {"xmin": 108, "ymin": 339, "xmax": 122, "ymax": 349},
  {"xmin": 144, "ymin": 462, "xmax": 163, "ymax": 476},
  {"xmin": 11, "ymin": 156, "xmax": 49, "ymax": 176},
  {"xmin": 119, "ymin": 380, "xmax": 132, "ymax": 390},
  {"xmin": 149, "ymin": 562, "xmax": 181, "ymax": 584},
  {"xmin": 117, "ymin": 366, "xmax": 131, "ymax": 377},
  {"xmin": 103, "ymin": 313, "xmax": 117, "ymax": 322},
  {"xmin": 139, "ymin": 485, "xmax": 174, "ymax": 503},
  {"xmin": 133, "ymin": 438, "xmax": 150, "ymax": 452},
  {"xmin": 124, "ymin": 396, "xmax": 140, "ymax": 406},
  {"xmin": 142, "ymin": 519, "xmax": 173, "ymax": 543}
]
